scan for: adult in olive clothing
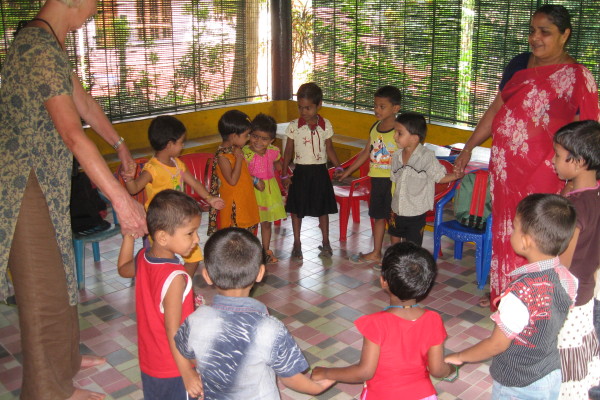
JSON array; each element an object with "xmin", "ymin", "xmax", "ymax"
[{"xmin": 0, "ymin": 0, "xmax": 146, "ymax": 399}]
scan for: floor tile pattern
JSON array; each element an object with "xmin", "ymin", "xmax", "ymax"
[{"xmin": 0, "ymin": 205, "xmax": 494, "ymax": 399}]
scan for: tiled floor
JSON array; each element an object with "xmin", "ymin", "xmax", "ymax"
[{"xmin": 0, "ymin": 206, "xmax": 494, "ymax": 399}]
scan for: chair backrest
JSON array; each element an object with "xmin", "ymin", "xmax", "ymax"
[
  {"xmin": 180, "ymin": 153, "xmax": 214, "ymax": 196},
  {"xmin": 328, "ymin": 151, "xmax": 370, "ymax": 179},
  {"xmin": 116, "ymin": 157, "xmax": 148, "ymax": 206}
]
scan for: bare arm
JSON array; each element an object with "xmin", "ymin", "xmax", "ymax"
[
  {"xmin": 163, "ymin": 276, "xmax": 204, "ymax": 399},
  {"xmin": 281, "ymin": 139, "xmax": 295, "ymax": 188},
  {"xmin": 124, "ymin": 170, "xmax": 152, "ymax": 196},
  {"xmin": 71, "ymin": 74, "xmax": 134, "ymax": 168},
  {"xmin": 217, "ymin": 149, "xmax": 244, "ymax": 186},
  {"xmin": 438, "ymin": 170, "xmax": 464, "ymax": 184},
  {"xmin": 339, "ymin": 142, "xmax": 370, "ymax": 180},
  {"xmin": 279, "ymin": 372, "xmax": 334, "ymax": 395},
  {"xmin": 117, "ymin": 234, "xmax": 135, "ymax": 278},
  {"xmin": 427, "ymin": 343, "xmax": 453, "ymax": 378},
  {"xmin": 559, "ymin": 227, "xmax": 580, "ymax": 268},
  {"xmin": 454, "ymin": 92, "xmax": 504, "ymax": 174},
  {"xmin": 45, "ymin": 94, "xmax": 147, "ymax": 236},
  {"xmin": 181, "ymin": 170, "xmax": 225, "ymax": 209},
  {"xmin": 445, "ymin": 325, "xmax": 512, "ymax": 365},
  {"xmin": 311, "ymin": 337, "xmax": 380, "ymax": 383}
]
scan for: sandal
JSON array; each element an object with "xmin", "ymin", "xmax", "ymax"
[
  {"xmin": 318, "ymin": 244, "xmax": 333, "ymax": 258},
  {"xmin": 349, "ymin": 252, "xmax": 379, "ymax": 264},
  {"xmin": 477, "ymin": 294, "xmax": 491, "ymax": 308},
  {"xmin": 372, "ymin": 264, "xmax": 382, "ymax": 271},
  {"xmin": 291, "ymin": 245, "xmax": 303, "ymax": 260},
  {"xmin": 265, "ymin": 250, "xmax": 279, "ymax": 264}
]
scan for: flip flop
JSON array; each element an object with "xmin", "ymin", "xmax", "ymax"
[
  {"xmin": 265, "ymin": 250, "xmax": 279, "ymax": 264},
  {"xmin": 318, "ymin": 244, "xmax": 333, "ymax": 258},
  {"xmin": 349, "ymin": 253, "xmax": 378, "ymax": 264},
  {"xmin": 372, "ymin": 264, "xmax": 382, "ymax": 271},
  {"xmin": 477, "ymin": 294, "xmax": 491, "ymax": 308}
]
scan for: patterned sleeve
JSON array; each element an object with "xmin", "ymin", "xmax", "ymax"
[
  {"xmin": 268, "ymin": 145, "xmax": 281, "ymax": 162},
  {"xmin": 242, "ymin": 145, "xmax": 255, "ymax": 163},
  {"xmin": 29, "ymin": 40, "xmax": 72, "ymax": 102},
  {"xmin": 574, "ymin": 65, "xmax": 600, "ymax": 122},
  {"xmin": 270, "ymin": 323, "xmax": 309, "ymax": 378},
  {"xmin": 490, "ymin": 291, "xmax": 529, "ymax": 339},
  {"xmin": 390, "ymin": 152, "xmax": 401, "ymax": 182},
  {"xmin": 323, "ymin": 119, "xmax": 334, "ymax": 141},
  {"xmin": 285, "ymin": 120, "xmax": 298, "ymax": 140},
  {"xmin": 175, "ymin": 318, "xmax": 196, "ymax": 360},
  {"xmin": 424, "ymin": 151, "xmax": 447, "ymax": 183}
]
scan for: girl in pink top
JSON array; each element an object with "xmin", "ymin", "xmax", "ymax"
[
  {"xmin": 243, "ymin": 113, "xmax": 287, "ymax": 263},
  {"xmin": 312, "ymin": 243, "xmax": 456, "ymax": 399}
]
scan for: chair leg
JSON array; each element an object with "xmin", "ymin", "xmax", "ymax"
[
  {"xmin": 475, "ymin": 239, "xmax": 484, "ymax": 289},
  {"xmin": 92, "ymin": 242, "xmax": 101, "ymax": 262},
  {"xmin": 454, "ymin": 241, "xmax": 464, "ymax": 260},
  {"xmin": 338, "ymin": 201, "xmax": 351, "ymax": 242},
  {"xmin": 351, "ymin": 200, "xmax": 361, "ymax": 223},
  {"xmin": 433, "ymin": 232, "xmax": 442, "ymax": 261},
  {"xmin": 73, "ymin": 240, "xmax": 85, "ymax": 290}
]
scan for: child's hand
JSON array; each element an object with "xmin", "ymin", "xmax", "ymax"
[
  {"xmin": 282, "ymin": 176, "xmax": 292, "ymax": 189},
  {"xmin": 332, "ymin": 168, "xmax": 344, "ymax": 180},
  {"xmin": 338, "ymin": 170, "xmax": 350, "ymax": 181},
  {"xmin": 454, "ymin": 169, "xmax": 465, "ymax": 180},
  {"xmin": 233, "ymin": 147, "xmax": 244, "ymax": 160},
  {"xmin": 314, "ymin": 377, "xmax": 335, "ymax": 392},
  {"xmin": 208, "ymin": 196, "xmax": 225, "ymax": 210},
  {"xmin": 311, "ymin": 366, "xmax": 327, "ymax": 381},
  {"xmin": 444, "ymin": 353, "xmax": 464, "ymax": 366},
  {"xmin": 182, "ymin": 369, "xmax": 204, "ymax": 399},
  {"xmin": 255, "ymin": 179, "xmax": 266, "ymax": 192},
  {"xmin": 120, "ymin": 161, "xmax": 136, "ymax": 182}
]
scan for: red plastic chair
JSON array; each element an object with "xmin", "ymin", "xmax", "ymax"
[
  {"xmin": 179, "ymin": 152, "xmax": 214, "ymax": 211},
  {"xmin": 328, "ymin": 153, "xmax": 370, "ymax": 241},
  {"xmin": 426, "ymin": 159, "xmax": 455, "ymax": 222}
]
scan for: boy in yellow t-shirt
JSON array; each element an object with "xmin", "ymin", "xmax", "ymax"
[{"xmin": 339, "ymin": 86, "xmax": 401, "ymax": 266}]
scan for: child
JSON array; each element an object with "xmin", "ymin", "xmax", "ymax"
[
  {"xmin": 389, "ymin": 112, "xmax": 461, "ymax": 246},
  {"xmin": 121, "ymin": 115, "xmax": 224, "ymax": 276},
  {"xmin": 281, "ymin": 82, "xmax": 343, "ymax": 259},
  {"xmin": 445, "ymin": 194, "xmax": 579, "ymax": 399},
  {"xmin": 243, "ymin": 113, "xmax": 287, "ymax": 263},
  {"xmin": 312, "ymin": 242, "xmax": 455, "ymax": 399},
  {"xmin": 340, "ymin": 86, "xmax": 402, "ymax": 265},
  {"xmin": 207, "ymin": 110, "xmax": 260, "ymax": 235},
  {"xmin": 174, "ymin": 227, "xmax": 335, "ymax": 398},
  {"xmin": 551, "ymin": 120, "xmax": 600, "ymax": 399},
  {"xmin": 117, "ymin": 190, "xmax": 204, "ymax": 400}
]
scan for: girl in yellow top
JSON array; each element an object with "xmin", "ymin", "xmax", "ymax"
[{"xmin": 122, "ymin": 115, "xmax": 224, "ymax": 276}]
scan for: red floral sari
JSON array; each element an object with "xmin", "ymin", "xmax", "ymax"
[{"xmin": 489, "ymin": 62, "xmax": 599, "ymax": 308}]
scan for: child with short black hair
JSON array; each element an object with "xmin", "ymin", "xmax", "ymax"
[
  {"xmin": 243, "ymin": 113, "xmax": 287, "ymax": 263},
  {"xmin": 340, "ymin": 85, "xmax": 402, "ymax": 265},
  {"xmin": 445, "ymin": 193, "xmax": 579, "ymax": 400},
  {"xmin": 118, "ymin": 190, "xmax": 204, "ymax": 400},
  {"xmin": 312, "ymin": 242, "xmax": 455, "ymax": 399},
  {"xmin": 551, "ymin": 120, "xmax": 600, "ymax": 399},
  {"xmin": 207, "ymin": 110, "xmax": 260, "ymax": 235},
  {"xmin": 281, "ymin": 82, "xmax": 343, "ymax": 259},
  {"xmin": 389, "ymin": 112, "xmax": 461, "ymax": 246},
  {"xmin": 174, "ymin": 227, "xmax": 335, "ymax": 398},
  {"xmin": 121, "ymin": 115, "xmax": 224, "ymax": 276}
]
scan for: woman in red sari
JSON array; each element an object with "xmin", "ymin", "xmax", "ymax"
[{"xmin": 454, "ymin": 4, "xmax": 599, "ymax": 309}]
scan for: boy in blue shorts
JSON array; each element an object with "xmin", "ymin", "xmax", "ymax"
[
  {"xmin": 175, "ymin": 228, "xmax": 334, "ymax": 399},
  {"xmin": 340, "ymin": 85, "xmax": 402, "ymax": 265}
]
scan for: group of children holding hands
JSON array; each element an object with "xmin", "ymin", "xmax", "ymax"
[{"xmin": 116, "ymin": 80, "xmax": 600, "ymax": 399}]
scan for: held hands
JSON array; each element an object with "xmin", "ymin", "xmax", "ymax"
[
  {"xmin": 282, "ymin": 176, "xmax": 291, "ymax": 189},
  {"xmin": 182, "ymin": 368, "xmax": 204, "ymax": 399},
  {"xmin": 310, "ymin": 366, "xmax": 327, "ymax": 381},
  {"xmin": 332, "ymin": 167, "xmax": 344, "ymax": 181},
  {"xmin": 453, "ymin": 150, "xmax": 472, "ymax": 175},
  {"xmin": 255, "ymin": 179, "xmax": 266, "ymax": 192},
  {"xmin": 338, "ymin": 169, "xmax": 350, "ymax": 182},
  {"xmin": 208, "ymin": 196, "xmax": 225, "ymax": 210},
  {"xmin": 444, "ymin": 353, "xmax": 464, "ymax": 366},
  {"xmin": 120, "ymin": 161, "xmax": 136, "ymax": 182}
]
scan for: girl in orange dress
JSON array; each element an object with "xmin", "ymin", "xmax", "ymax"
[{"xmin": 208, "ymin": 110, "xmax": 260, "ymax": 235}]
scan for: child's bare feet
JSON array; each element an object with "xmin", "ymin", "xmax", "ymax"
[
  {"xmin": 67, "ymin": 388, "xmax": 106, "ymax": 400},
  {"xmin": 80, "ymin": 355, "xmax": 106, "ymax": 369}
]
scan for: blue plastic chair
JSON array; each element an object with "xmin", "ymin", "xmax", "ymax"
[
  {"xmin": 72, "ymin": 194, "xmax": 120, "ymax": 290},
  {"xmin": 433, "ymin": 184, "xmax": 493, "ymax": 290}
]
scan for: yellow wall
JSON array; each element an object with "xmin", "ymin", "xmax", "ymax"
[{"xmin": 88, "ymin": 100, "xmax": 490, "ymax": 160}]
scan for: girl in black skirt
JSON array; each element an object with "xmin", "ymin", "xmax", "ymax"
[{"xmin": 281, "ymin": 83, "xmax": 343, "ymax": 259}]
